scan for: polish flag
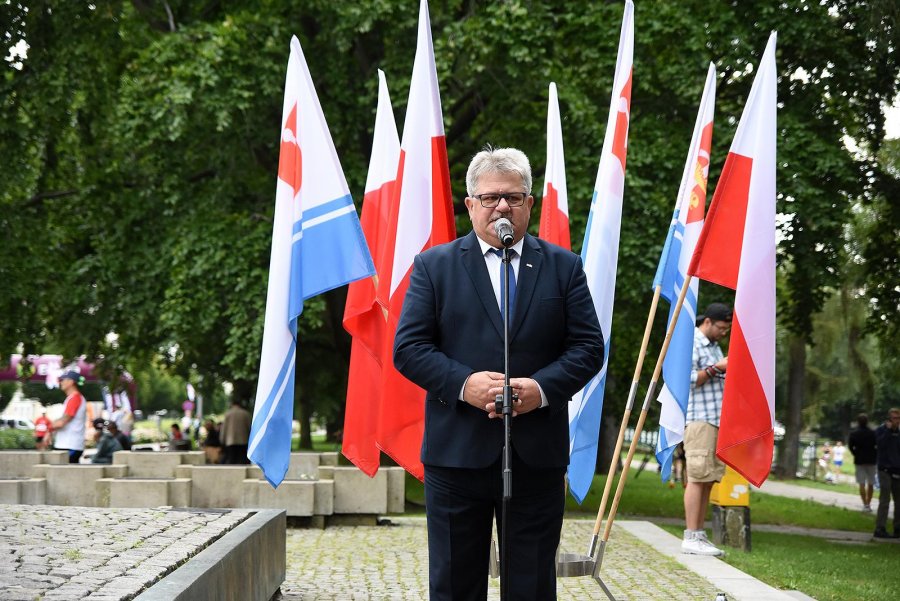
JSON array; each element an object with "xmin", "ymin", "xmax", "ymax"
[
  {"xmin": 688, "ymin": 32, "xmax": 777, "ymax": 487},
  {"xmin": 539, "ymin": 82, "xmax": 570, "ymax": 250},
  {"xmin": 376, "ymin": 0, "xmax": 456, "ymax": 480},
  {"xmin": 341, "ymin": 70, "xmax": 400, "ymax": 477}
]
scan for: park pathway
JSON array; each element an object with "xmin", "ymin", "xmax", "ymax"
[
  {"xmin": 279, "ymin": 517, "xmax": 802, "ymax": 601},
  {"xmin": 755, "ymin": 479, "xmax": 893, "ymax": 515}
]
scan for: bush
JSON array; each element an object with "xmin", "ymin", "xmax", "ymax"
[{"xmin": 0, "ymin": 428, "xmax": 36, "ymax": 450}]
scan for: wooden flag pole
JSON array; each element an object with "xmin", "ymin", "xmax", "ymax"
[
  {"xmin": 585, "ymin": 285, "xmax": 662, "ymax": 559},
  {"xmin": 593, "ymin": 275, "xmax": 693, "ymax": 574}
]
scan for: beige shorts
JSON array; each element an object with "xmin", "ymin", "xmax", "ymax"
[{"xmin": 683, "ymin": 421, "xmax": 725, "ymax": 483}]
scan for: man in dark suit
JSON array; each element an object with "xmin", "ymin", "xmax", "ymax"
[{"xmin": 394, "ymin": 147, "xmax": 604, "ymax": 600}]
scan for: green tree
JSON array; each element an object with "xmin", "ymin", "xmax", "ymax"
[{"xmin": 2, "ymin": 1, "xmax": 897, "ymax": 462}]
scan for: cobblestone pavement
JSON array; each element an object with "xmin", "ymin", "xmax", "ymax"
[
  {"xmin": 282, "ymin": 517, "xmax": 720, "ymax": 600},
  {"xmin": 0, "ymin": 504, "xmax": 250, "ymax": 601}
]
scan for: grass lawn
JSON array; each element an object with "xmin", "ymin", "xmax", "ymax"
[
  {"xmin": 659, "ymin": 524, "xmax": 899, "ymax": 601},
  {"xmin": 406, "ymin": 472, "xmax": 875, "ymax": 532}
]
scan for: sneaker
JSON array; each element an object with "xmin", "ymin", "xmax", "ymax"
[
  {"xmin": 681, "ymin": 531, "xmax": 725, "ymax": 556},
  {"xmin": 862, "ymin": 504, "xmax": 872, "ymax": 513},
  {"xmin": 873, "ymin": 528, "xmax": 891, "ymax": 539}
]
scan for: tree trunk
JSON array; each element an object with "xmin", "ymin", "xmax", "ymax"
[
  {"xmin": 781, "ymin": 334, "xmax": 806, "ymax": 478},
  {"xmin": 297, "ymin": 386, "xmax": 313, "ymax": 450},
  {"xmin": 597, "ymin": 413, "xmax": 620, "ymax": 475}
]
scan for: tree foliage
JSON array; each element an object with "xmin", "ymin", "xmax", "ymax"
[{"xmin": 2, "ymin": 1, "xmax": 897, "ymax": 432}]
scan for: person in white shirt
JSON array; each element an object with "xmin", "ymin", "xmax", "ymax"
[{"xmin": 52, "ymin": 371, "xmax": 87, "ymax": 463}]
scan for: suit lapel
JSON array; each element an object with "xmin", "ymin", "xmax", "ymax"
[
  {"xmin": 461, "ymin": 232, "xmax": 504, "ymax": 338},
  {"xmin": 511, "ymin": 234, "xmax": 543, "ymax": 339}
]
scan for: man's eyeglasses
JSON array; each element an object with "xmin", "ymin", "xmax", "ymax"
[{"xmin": 472, "ymin": 192, "xmax": 528, "ymax": 208}]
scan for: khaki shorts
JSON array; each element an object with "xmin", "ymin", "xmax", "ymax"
[{"xmin": 683, "ymin": 421, "xmax": 725, "ymax": 483}]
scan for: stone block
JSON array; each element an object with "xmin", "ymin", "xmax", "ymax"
[
  {"xmin": 712, "ymin": 505, "xmax": 751, "ymax": 551},
  {"xmin": 106, "ymin": 478, "xmax": 190, "ymax": 508},
  {"xmin": 96, "ymin": 477, "xmax": 111, "ymax": 507},
  {"xmin": 114, "ymin": 452, "xmax": 183, "ymax": 478},
  {"xmin": 332, "ymin": 467, "xmax": 387, "ymax": 514},
  {"xmin": 170, "ymin": 478, "xmax": 191, "ymax": 507},
  {"xmin": 319, "ymin": 452, "xmax": 339, "ymax": 466},
  {"xmin": 287, "ymin": 453, "xmax": 321, "ymax": 478},
  {"xmin": 45, "ymin": 465, "xmax": 107, "ymax": 506},
  {"xmin": 41, "ymin": 451, "xmax": 68, "ymax": 465},
  {"xmin": 30, "ymin": 464, "xmax": 49, "ymax": 478},
  {"xmin": 313, "ymin": 480, "xmax": 333, "ymax": 516},
  {"xmin": 245, "ymin": 465, "xmax": 263, "ymax": 480},
  {"xmin": 104, "ymin": 465, "xmax": 129, "ymax": 478},
  {"xmin": 0, "ymin": 451, "xmax": 41, "ymax": 477},
  {"xmin": 175, "ymin": 465, "xmax": 193, "ymax": 479},
  {"xmin": 179, "ymin": 451, "xmax": 207, "ymax": 466},
  {"xmin": 20, "ymin": 478, "xmax": 46, "ymax": 505},
  {"xmin": 0, "ymin": 479, "xmax": 22, "ymax": 503},
  {"xmin": 191, "ymin": 466, "xmax": 248, "ymax": 508},
  {"xmin": 318, "ymin": 466, "xmax": 335, "ymax": 480},
  {"xmin": 242, "ymin": 479, "xmax": 315, "ymax": 516},
  {"xmin": 385, "ymin": 467, "xmax": 406, "ymax": 514}
]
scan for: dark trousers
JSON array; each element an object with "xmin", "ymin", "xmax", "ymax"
[
  {"xmin": 57, "ymin": 449, "xmax": 83, "ymax": 463},
  {"xmin": 424, "ymin": 453, "xmax": 565, "ymax": 601},
  {"xmin": 876, "ymin": 469, "xmax": 900, "ymax": 532},
  {"xmin": 223, "ymin": 444, "xmax": 250, "ymax": 465}
]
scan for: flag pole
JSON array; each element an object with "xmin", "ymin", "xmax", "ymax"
[
  {"xmin": 593, "ymin": 275, "xmax": 693, "ymax": 574},
  {"xmin": 585, "ymin": 284, "xmax": 662, "ymax": 559}
]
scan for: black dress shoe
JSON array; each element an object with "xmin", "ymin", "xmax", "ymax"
[{"xmin": 873, "ymin": 528, "xmax": 891, "ymax": 538}]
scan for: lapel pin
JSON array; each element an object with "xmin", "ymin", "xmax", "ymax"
[{"xmin": 526, "ymin": 263, "xmax": 533, "ymax": 268}]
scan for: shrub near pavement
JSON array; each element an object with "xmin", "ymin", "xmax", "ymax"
[{"xmin": 0, "ymin": 428, "xmax": 36, "ymax": 449}]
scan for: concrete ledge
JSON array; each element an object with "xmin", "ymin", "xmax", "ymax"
[
  {"xmin": 0, "ymin": 478, "xmax": 44, "ymax": 504},
  {"xmin": 243, "ymin": 479, "xmax": 315, "ymax": 516},
  {"xmin": 103, "ymin": 478, "xmax": 192, "ymax": 508},
  {"xmin": 45, "ymin": 464, "xmax": 107, "ymax": 506},
  {"xmin": 134, "ymin": 509, "xmax": 286, "ymax": 601},
  {"xmin": 616, "ymin": 521, "xmax": 800, "ymax": 601},
  {"xmin": 333, "ymin": 467, "xmax": 387, "ymax": 514},
  {"xmin": 191, "ymin": 466, "xmax": 248, "ymax": 508},
  {"xmin": 0, "ymin": 450, "xmax": 66, "ymax": 477}
]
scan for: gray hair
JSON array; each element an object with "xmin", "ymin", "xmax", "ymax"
[{"xmin": 465, "ymin": 146, "xmax": 532, "ymax": 196}]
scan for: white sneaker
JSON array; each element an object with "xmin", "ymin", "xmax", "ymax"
[{"xmin": 681, "ymin": 531, "xmax": 725, "ymax": 556}]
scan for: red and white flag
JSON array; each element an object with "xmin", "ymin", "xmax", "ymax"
[
  {"xmin": 539, "ymin": 82, "xmax": 570, "ymax": 250},
  {"xmin": 688, "ymin": 32, "xmax": 777, "ymax": 487},
  {"xmin": 341, "ymin": 70, "xmax": 400, "ymax": 477},
  {"xmin": 376, "ymin": 0, "xmax": 456, "ymax": 480}
]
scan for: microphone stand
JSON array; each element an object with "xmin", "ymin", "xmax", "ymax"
[{"xmin": 497, "ymin": 243, "xmax": 517, "ymax": 601}]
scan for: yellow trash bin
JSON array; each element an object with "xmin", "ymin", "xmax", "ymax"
[{"xmin": 710, "ymin": 465, "xmax": 750, "ymax": 507}]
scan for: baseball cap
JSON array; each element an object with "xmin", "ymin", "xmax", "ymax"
[
  {"xmin": 59, "ymin": 370, "xmax": 82, "ymax": 382},
  {"xmin": 697, "ymin": 302, "xmax": 733, "ymax": 325},
  {"xmin": 92, "ymin": 418, "xmax": 106, "ymax": 430}
]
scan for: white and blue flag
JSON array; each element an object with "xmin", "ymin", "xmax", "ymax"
[
  {"xmin": 567, "ymin": 0, "xmax": 633, "ymax": 504},
  {"xmin": 250, "ymin": 36, "xmax": 375, "ymax": 487},
  {"xmin": 655, "ymin": 64, "xmax": 716, "ymax": 481}
]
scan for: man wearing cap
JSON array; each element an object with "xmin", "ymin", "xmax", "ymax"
[
  {"xmin": 53, "ymin": 370, "xmax": 87, "ymax": 463},
  {"xmin": 681, "ymin": 302, "xmax": 732, "ymax": 556}
]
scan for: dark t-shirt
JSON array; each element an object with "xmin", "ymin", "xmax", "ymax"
[
  {"xmin": 848, "ymin": 426, "xmax": 877, "ymax": 465},
  {"xmin": 875, "ymin": 424, "xmax": 900, "ymax": 472}
]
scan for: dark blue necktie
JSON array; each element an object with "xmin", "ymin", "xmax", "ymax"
[{"xmin": 491, "ymin": 248, "xmax": 517, "ymax": 322}]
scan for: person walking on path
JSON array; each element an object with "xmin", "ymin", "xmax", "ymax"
[
  {"xmin": 34, "ymin": 411, "xmax": 53, "ymax": 450},
  {"xmin": 848, "ymin": 413, "xmax": 877, "ymax": 512},
  {"xmin": 220, "ymin": 400, "xmax": 252, "ymax": 464},
  {"xmin": 52, "ymin": 370, "xmax": 87, "ymax": 463},
  {"xmin": 681, "ymin": 302, "xmax": 732, "ymax": 557},
  {"xmin": 874, "ymin": 407, "xmax": 900, "ymax": 538}
]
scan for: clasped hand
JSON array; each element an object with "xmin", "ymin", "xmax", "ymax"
[{"xmin": 463, "ymin": 371, "xmax": 541, "ymax": 418}]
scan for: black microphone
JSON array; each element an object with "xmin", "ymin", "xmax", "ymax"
[{"xmin": 494, "ymin": 218, "xmax": 515, "ymax": 247}]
